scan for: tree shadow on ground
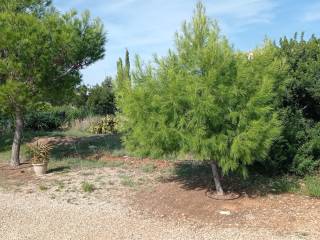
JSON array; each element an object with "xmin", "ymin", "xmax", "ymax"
[
  {"xmin": 165, "ymin": 161, "xmax": 299, "ymax": 197},
  {"xmin": 47, "ymin": 166, "xmax": 71, "ymax": 174}
]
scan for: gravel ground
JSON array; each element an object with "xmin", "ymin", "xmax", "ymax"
[{"xmin": 0, "ymin": 190, "xmax": 316, "ymax": 240}]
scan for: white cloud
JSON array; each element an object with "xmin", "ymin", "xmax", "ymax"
[{"xmin": 303, "ymin": 3, "xmax": 320, "ymax": 22}]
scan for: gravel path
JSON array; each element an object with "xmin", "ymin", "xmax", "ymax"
[{"xmin": 0, "ymin": 191, "xmax": 315, "ymax": 240}]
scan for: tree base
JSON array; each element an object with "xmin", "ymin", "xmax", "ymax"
[{"xmin": 206, "ymin": 191, "xmax": 240, "ymax": 200}]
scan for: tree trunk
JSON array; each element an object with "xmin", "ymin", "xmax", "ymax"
[
  {"xmin": 10, "ymin": 110, "xmax": 23, "ymax": 167},
  {"xmin": 210, "ymin": 161, "xmax": 224, "ymax": 195}
]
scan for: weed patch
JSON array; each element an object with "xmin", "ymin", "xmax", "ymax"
[{"xmin": 81, "ymin": 181, "xmax": 95, "ymax": 193}]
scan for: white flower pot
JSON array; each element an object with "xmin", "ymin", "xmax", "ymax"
[{"xmin": 32, "ymin": 163, "xmax": 48, "ymax": 176}]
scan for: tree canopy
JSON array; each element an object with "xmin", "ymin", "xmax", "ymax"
[
  {"xmin": 0, "ymin": 0, "xmax": 106, "ymax": 166},
  {"xmin": 116, "ymin": 3, "xmax": 284, "ymax": 195}
]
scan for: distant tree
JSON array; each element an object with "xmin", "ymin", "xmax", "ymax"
[
  {"xmin": 0, "ymin": 0, "xmax": 106, "ymax": 166},
  {"xmin": 72, "ymin": 84, "xmax": 89, "ymax": 108},
  {"xmin": 116, "ymin": 49, "xmax": 131, "ymax": 97},
  {"xmin": 116, "ymin": 3, "xmax": 282, "ymax": 195},
  {"xmin": 87, "ymin": 77, "xmax": 115, "ymax": 115}
]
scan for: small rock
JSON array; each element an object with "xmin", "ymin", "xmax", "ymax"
[{"xmin": 219, "ymin": 210, "xmax": 231, "ymax": 215}]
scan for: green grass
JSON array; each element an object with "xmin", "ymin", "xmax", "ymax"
[
  {"xmin": 120, "ymin": 175, "xmax": 136, "ymax": 187},
  {"xmin": 38, "ymin": 184, "xmax": 49, "ymax": 191},
  {"xmin": 141, "ymin": 163, "xmax": 157, "ymax": 173},
  {"xmin": 81, "ymin": 181, "xmax": 95, "ymax": 193},
  {"xmin": 304, "ymin": 176, "xmax": 320, "ymax": 198}
]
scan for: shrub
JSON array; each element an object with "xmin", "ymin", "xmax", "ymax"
[
  {"xmin": 292, "ymin": 124, "xmax": 320, "ymax": 175},
  {"xmin": 24, "ymin": 105, "xmax": 92, "ymax": 131},
  {"xmin": 87, "ymin": 115, "xmax": 118, "ymax": 134},
  {"xmin": 265, "ymin": 34, "xmax": 320, "ymax": 176},
  {"xmin": 24, "ymin": 111, "xmax": 65, "ymax": 131}
]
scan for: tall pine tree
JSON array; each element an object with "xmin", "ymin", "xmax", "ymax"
[{"xmin": 116, "ymin": 3, "xmax": 283, "ymax": 195}]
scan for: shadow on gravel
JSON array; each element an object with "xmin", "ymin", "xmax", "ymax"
[{"xmin": 165, "ymin": 161, "xmax": 299, "ymax": 197}]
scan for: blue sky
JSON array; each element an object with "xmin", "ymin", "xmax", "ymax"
[{"xmin": 54, "ymin": 0, "xmax": 320, "ymax": 86}]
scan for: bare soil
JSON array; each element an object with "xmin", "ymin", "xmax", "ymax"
[
  {"xmin": 135, "ymin": 181, "xmax": 320, "ymax": 235},
  {"xmin": 1, "ymin": 135, "xmax": 320, "ymax": 239}
]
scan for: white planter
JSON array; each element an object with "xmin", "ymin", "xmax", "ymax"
[{"xmin": 32, "ymin": 163, "xmax": 48, "ymax": 176}]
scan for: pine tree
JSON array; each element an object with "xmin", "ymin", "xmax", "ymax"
[
  {"xmin": 0, "ymin": 0, "xmax": 106, "ymax": 166},
  {"xmin": 116, "ymin": 2, "xmax": 282, "ymax": 195}
]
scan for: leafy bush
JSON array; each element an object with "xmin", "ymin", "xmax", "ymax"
[
  {"xmin": 293, "ymin": 124, "xmax": 320, "ymax": 175},
  {"xmin": 24, "ymin": 111, "xmax": 65, "ymax": 130},
  {"xmin": 87, "ymin": 115, "xmax": 117, "ymax": 134},
  {"xmin": 24, "ymin": 105, "xmax": 91, "ymax": 131},
  {"xmin": 51, "ymin": 105, "xmax": 91, "ymax": 123},
  {"xmin": 264, "ymin": 34, "xmax": 320, "ymax": 176}
]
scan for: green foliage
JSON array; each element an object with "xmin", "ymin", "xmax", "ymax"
[
  {"xmin": 141, "ymin": 163, "xmax": 157, "ymax": 173},
  {"xmin": 24, "ymin": 111, "xmax": 64, "ymax": 131},
  {"xmin": 0, "ymin": 0, "xmax": 52, "ymax": 16},
  {"xmin": 304, "ymin": 176, "xmax": 320, "ymax": 198},
  {"xmin": 0, "ymin": 0, "xmax": 106, "ymax": 164},
  {"xmin": 71, "ymin": 85, "xmax": 89, "ymax": 108},
  {"xmin": 87, "ymin": 115, "xmax": 118, "ymax": 134},
  {"xmin": 0, "ymin": 6, "xmax": 106, "ymax": 112},
  {"xmin": 24, "ymin": 105, "xmax": 90, "ymax": 131},
  {"xmin": 87, "ymin": 77, "xmax": 115, "ymax": 115},
  {"xmin": 293, "ymin": 123, "xmax": 320, "ymax": 175},
  {"xmin": 120, "ymin": 175, "xmax": 135, "ymax": 187},
  {"xmin": 116, "ymin": 3, "xmax": 282, "ymax": 177},
  {"xmin": 81, "ymin": 181, "xmax": 95, "ymax": 193},
  {"xmin": 266, "ymin": 34, "xmax": 320, "ymax": 175}
]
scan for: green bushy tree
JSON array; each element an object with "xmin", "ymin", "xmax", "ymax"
[
  {"xmin": 87, "ymin": 77, "xmax": 115, "ymax": 115},
  {"xmin": 267, "ymin": 34, "xmax": 320, "ymax": 175},
  {"xmin": 116, "ymin": 3, "xmax": 283, "ymax": 195},
  {"xmin": 0, "ymin": 0, "xmax": 106, "ymax": 166}
]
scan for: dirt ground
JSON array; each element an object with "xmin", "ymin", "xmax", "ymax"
[
  {"xmin": 0, "ymin": 162, "xmax": 319, "ymax": 239},
  {"xmin": 0, "ymin": 136, "xmax": 320, "ymax": 239}
]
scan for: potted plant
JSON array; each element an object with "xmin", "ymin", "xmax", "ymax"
[{"xmin": 27, "ymin": 141, "xmax": 53, "ymax": 176}]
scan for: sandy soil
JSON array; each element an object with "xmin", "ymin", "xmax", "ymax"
[{"xmin": 0, "ymin": 165, "xmax": 319, "ymax": 240}]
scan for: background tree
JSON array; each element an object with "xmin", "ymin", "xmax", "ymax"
[
  {"xmin": 266, "ymin": 34, "xmax": 320, "ymax": 175},
  {"xmin": 87, "ymin": 77, "xmax": 115, "ymax": 115},
  {"xmin": 0, "ymin": 0, "xmax": 106, "ymax": 166},
  {"xmin": 71, "ymin": 84, "xmax": 89, "ymax": 109},
  {"xmin": 116, "ymin": 49, "xmax": 131, "ymax": 96},
  {"xmin": 116, "ymin": 3, "xmax": 283, "ymax": 195}
]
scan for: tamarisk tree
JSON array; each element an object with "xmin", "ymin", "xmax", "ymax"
[
  {"xmin": 116, "ymin": 3, "xmax": 283, "ymax": 195},
  {"xmin": 0, "ymin": 0, "xmax": 106, "ymax": 166}
]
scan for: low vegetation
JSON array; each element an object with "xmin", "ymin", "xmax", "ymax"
[
  {"xmin": 304, "ymin": 176, "xmax": 320, "ymax": 198},
  {"xmin": 81, "ymin": 181, "xmax": 95, "ymax": 193},
  {"xmin": 0, "ymin": 1, "xmax": 319, "ymax": 201}
]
